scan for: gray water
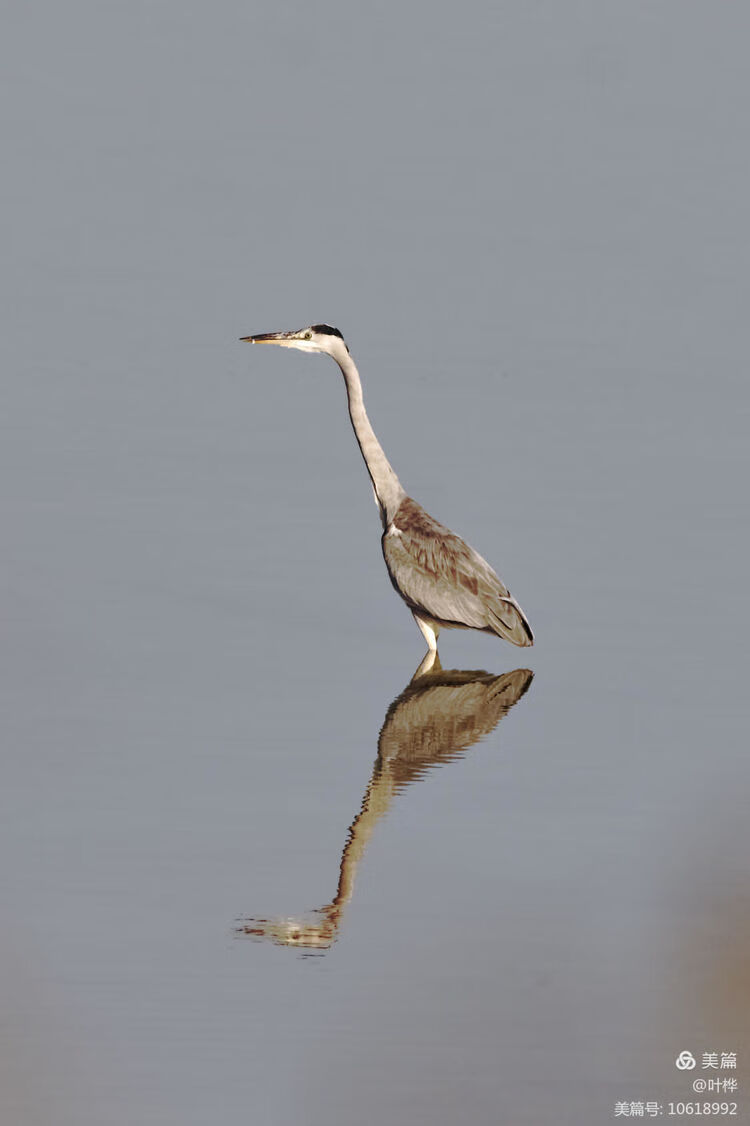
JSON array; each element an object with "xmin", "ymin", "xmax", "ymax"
[{"xmin": 2, "ymin": 3, "xmax": 749, "ymax": 1123}]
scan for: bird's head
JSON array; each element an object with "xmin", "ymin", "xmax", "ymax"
[{"xmin": 240, "ymin": 323, "xmax": 349, "ymax": 358}]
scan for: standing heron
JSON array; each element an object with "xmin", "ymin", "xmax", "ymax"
[{"xmin": 240, "ymin": 324, "xmax": 533, "ymax": 655}]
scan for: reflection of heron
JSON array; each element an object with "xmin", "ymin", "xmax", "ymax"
[
  {"xmin": 237, "ymin": 663, "xmax": 533, "ymax": 950},
  {"xmin": 241, "ymin": 325, "xmax": 533, "ymax": 657}
]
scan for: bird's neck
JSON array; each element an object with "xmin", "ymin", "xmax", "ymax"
[{"xmin": 337, "ymin": 350, "xmax": 406, "ymax": 527}]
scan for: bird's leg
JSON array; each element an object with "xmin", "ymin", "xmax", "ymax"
[
  {"xmin": 412, "ymin": 649, "xmax": 442, "ymax": 681},
  {"xmin": 412, "ymin": 612, "xmax": 439, "ymax": 652}
]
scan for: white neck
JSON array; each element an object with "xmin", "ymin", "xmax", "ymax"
[{"xmin": 332, "ymin": 346, "xmax": 406, "ymax": 527}]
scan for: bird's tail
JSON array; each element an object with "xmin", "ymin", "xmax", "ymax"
[{"xmin": 487, "ymin": 597, "xmax": 534, "ymax": 648}]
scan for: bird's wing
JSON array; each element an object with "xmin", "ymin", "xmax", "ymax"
[{"xmin": 382, "ymin": 497, "xmax": 533, "ymax": 647}]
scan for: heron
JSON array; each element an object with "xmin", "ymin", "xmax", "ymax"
[{"xmin": 240, "ymin": 324, "xmax": 533, "ymax": 655}]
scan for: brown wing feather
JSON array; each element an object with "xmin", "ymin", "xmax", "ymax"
[{"xmin": 381, "ymin": 498, "xmax": 533, "ymax": 647}]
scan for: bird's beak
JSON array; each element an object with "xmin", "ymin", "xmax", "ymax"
[{"xmin": 240, "ymin": 331, "xmax": 299, "ymax": 347}]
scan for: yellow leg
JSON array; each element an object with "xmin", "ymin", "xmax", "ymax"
[{"xmin": 412, "ymin": 611, "xmax": 439, "ymax": 652}]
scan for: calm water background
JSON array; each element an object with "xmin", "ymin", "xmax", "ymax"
[{"xmin": 1, "ymin": 2, "xmax": 748, "ymax": 1123}]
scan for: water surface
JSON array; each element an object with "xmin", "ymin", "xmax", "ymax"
[{"xmin": 1, "ymin": 2, "xmax": 748, "ymax": 1123}]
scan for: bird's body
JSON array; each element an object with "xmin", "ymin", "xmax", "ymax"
[
  {"xmin": 241, "ymin": 324, "xmax": 533, "ymax": 655},
  {"xmin": 382, "ymin": 496, "xmax": 533, "ymax": 650}
]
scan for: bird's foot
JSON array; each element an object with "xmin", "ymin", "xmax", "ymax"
[{"xmin": 412, "ymin": 649, "xmax": 442, "ymax": 681}]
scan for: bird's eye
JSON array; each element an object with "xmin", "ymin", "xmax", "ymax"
[{"xmin": 304, "ymin": 331, "xmax": 312, "ymax": 340}]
